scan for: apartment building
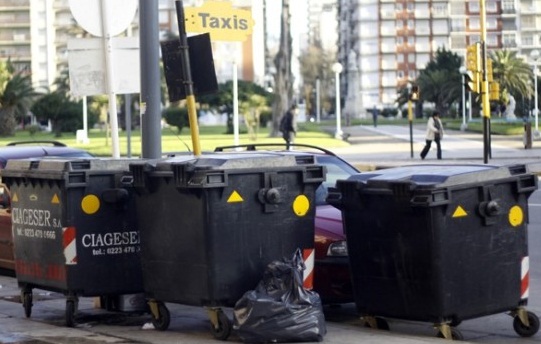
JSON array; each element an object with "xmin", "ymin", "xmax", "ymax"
[{"xmin": 338, "ymin": 0, "xmax": 541, "ymax": 117}]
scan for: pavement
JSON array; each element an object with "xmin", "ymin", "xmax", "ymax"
[
  {"xmin": 1, "ymin": 124, "xmax": 540, "ymax": 344},
  {"xmin": 332, "ymin": 124, "xmax": 541, "ymax": 174}
]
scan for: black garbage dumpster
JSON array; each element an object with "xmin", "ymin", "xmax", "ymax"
[
  {"xmin": 328, "ymin": 164, "xmax": 539, "ymax": 340},
  {"xmin": 1, "ymin": 158, "xmax": 143, "ymax": 327},
  {"xmin": 129, "ymin": 152, "xmax": 325, "ymax": 339}
]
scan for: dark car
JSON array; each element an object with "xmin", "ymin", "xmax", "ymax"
[
  {"xmin": 214, "ymin": 143, "xmax": 358, "ymax": 304},
  {"xmin": 0, "ymin": 141, "xmax": 94, "ymax": 275}
]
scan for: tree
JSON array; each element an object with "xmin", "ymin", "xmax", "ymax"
[
  {"xmin": 162, "ymin": 106, "xmax": 189, "ymax": 134},
  {"xmin": 0, "ymin": 61, "xmax": 37, "ymax": 136},
  {"xmin": 490, "ymin": 50, "xmax": 533, "ymax": 112},
  {"xmin": 198, "ymin": 80, "xmax": 272, "ymax": 134},
  {"xmin": 397, "ymin": 48, "xmax": 462, "ymax": 117},
  {"xmin": 270, "ymin": 0, "xmax": 293, "ymax": 137},
  {"xmin": 298, "ymin": 45, "xmax": 334, "ymax": 118},
  {"xmin": 31, "ymin": 92, "xmax": 91, "ymax": 137}
]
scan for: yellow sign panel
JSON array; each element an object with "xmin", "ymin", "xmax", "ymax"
[{"xmin": 184, "ymin": 1, "xmax": 255, "ymax": 42}]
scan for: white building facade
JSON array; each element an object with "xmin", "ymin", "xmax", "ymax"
[{"xmin": 338, "ymin": 0, "xmax": 541, "ymax": 117}]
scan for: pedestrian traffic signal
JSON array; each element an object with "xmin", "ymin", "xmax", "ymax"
[
  {"xmin": 464, "ymin": 70, "xmax": 480, "ymax": 94},
  {"xmin": 410, "ymin": 85, "xmax": 420, "ymax": 101},
  {"xmin": 486, "ymin": 59, "xmax": 493, "ymax": 82}
]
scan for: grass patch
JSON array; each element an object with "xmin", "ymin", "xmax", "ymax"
[{"xmin": 0, "ymin": 124, "xmax": 350, "ymax": 157}]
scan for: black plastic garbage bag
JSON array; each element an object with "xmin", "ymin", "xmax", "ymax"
[{"xmin": 233, "ymin": 249, "xmax": 326, "ymax": 343}]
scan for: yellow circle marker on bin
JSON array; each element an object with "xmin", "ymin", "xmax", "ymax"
[
  {"xmin": 293, "ymin": 195, "xmax": 310, "ymax": 217},
  {"xmin": 509, "ymin": 205, "xmax": 523, "ymax": 227},
  {"xmin": 81, "ymin": 194, "xmax": 100, "ymax": 215}
]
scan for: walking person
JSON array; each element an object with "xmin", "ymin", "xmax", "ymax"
[
  {"xmin": 279, "ymin": 104, "xmax": 297, "ymax": 150},
  {"xmin": 420, "ymin": 111, "xmax": 444, "ymax": 160}
]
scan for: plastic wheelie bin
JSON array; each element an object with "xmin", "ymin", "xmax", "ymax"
[
  {"xmin": 328, "ymin": 164, "xmax": 539, "ymax": 340},
  {"xmin": 1, "ymin": 158, "xmax": 143, "ymax": 327},
  {"xmin": 129, "ymin": 152, "xmax": 325, "ymax": 340}
]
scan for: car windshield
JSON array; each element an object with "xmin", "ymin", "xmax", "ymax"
[{"xmin": 314, "ymin": 155, "xmax": 358, "ymax": 206}]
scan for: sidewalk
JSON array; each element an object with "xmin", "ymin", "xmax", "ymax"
[
  {"xmin": 333, "ymin": 125, "xmax": 541, "ymax": 173},
  {"xmin": 0, "ymin": 274, "xmax": 475, "ymax": 344}
]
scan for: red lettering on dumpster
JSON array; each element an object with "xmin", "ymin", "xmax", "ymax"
[{"xmin": 15, "ymin": 260, "xmax": 66, "ymax": 281}]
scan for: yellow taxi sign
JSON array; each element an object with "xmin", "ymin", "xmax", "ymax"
[{"xmin": 185, "ymin": 1, "xmax": 255, "ymax": 42}]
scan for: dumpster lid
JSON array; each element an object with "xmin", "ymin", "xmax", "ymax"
[
  {"xmin": 153, "ymin": 152, "xmax": 311, "ymax": 171},
  {"xmin": 345, "ymin": 164, "xmax": 531, "ymax": 187},
  {"xmin": 1, "ymin": 157, "xmax": 135, "ymax": 176}
]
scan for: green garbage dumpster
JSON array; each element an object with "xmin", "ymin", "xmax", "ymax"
[
  {"xmin": 1, "ymin": 158, "xmax": 143, "ymax": 327},
  {"xmin": 129, "ymin": 152, "xmax": 325, "ymax": 339},
  {"xmin": 328, "ymin": 164, "xmax": 539, "ymax": 340}
]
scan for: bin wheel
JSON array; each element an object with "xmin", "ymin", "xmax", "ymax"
[
  {"xmin": 151, "ymin": 302, "xmax": 170, "ymax": 331},
  {"xmin": 513, "ymin": 311, "xmax": 540, "ymax": 337},
  {"xmin": 210, "ymin": 310, "xmax": 232, "ymax": 341},
  {"xmin": 363, "ymin": 316, "xmax": 390, "ymax": 331},
  {"xmin": 436, "ymin": 328, "xmax": 463, "ymax": 340},
  {"xmin": 22, "ymin": 292, "xmax": 32, "ymax": 318},
  {"xmin": 65, "ymin": 300, "xmax": 76, "ymax": 328}
]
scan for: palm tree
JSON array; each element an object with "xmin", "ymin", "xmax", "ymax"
[
  {"xmin": 490, "ymin": 50, "xmax": 533, "ymax": 107},
  {"xmin": 416, "ymin": 69, "xmax": 461, "ymax": 117},
  {"xmin": 0, "ymin": 68, "xmax": 37, "ymax": 136}
]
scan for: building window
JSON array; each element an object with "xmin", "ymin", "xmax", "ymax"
[
  {"xmin": 503, "ymin": 33, "xmax": 516, "ymax": 47},
  {"xmin": 408, "ymin": 54, "xmax": 415, "ymax": 63},
  {"xmin": 486, "ymin": 34, "xmax": 498, "ymax": 47},
  {"xmin": 451, "ymin": 18, "xmax": 465, "ymax": 31},
  {"xmin": 486, "ymin": 1, "xmax": 497, "ymax": 12},
  {"xmin": 502, "ymin": 0, "xmax": 515, "ymax": 11},
  {"xmin": 487, "ymin": 17, "xmax": 497, "ymax": 29},
  {"xmin": 407, "ymin": 2, "xmax": 414, "ymax": 12},
  {"xmin": 396, "ymin": 20, "xmax": 403, "ymax": 28},
  {"xmin": 397, "ymin": 70, "xmax": 404, "ymax": 79},
  {"xmin": 469, "ymin": 18, "xmax": 480, "ymax": 30},
  {"xmin": 397, "ymin": 36, "xmax": 404, "ymax": 45},
  {"xmin": 397, "ymin": 54, "xmax": 404, "ymax": 63},
  {"xmin": 407, "ymin": 19, "xmax": 414, "ymax": 28},
  {"xmin": 469, "ymin": 1, "xmax": 479, "ymax": 13}
]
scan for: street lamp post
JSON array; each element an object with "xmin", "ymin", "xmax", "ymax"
[
  {"xmin": 332, "ymin": 62, "xmax": 343, "ymax": 139},
  {"xmin": 459, "ymin": 66, "xmax": 468, "ymax": 131},
  {"xmin": 531, "ymin": 50, "xmax": 540, "ymax": 137}
]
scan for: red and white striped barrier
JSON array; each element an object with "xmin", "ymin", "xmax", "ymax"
[
  {"xmin": 63, "ymin": 227, "xmax": 77, "ymax": 265},
  {"xmin": 521, "ymin": 256, "xmax": 529, "ymax": 299},
  {"xmin": 303, "ymin": 248, "xmax": 315, "ymax": 290}
]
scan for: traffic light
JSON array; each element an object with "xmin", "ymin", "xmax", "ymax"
[
  {"xmin": 489, "ymin": 82, "xmax": 500, "ymax": 100},
  {"xmin": 466, "ymin": 43, "xmax": 481, "ymax": 72},
  {"xmin": 486, "ymin": 59, "xmax": 493, "ymax": 82},
  {"xmin": 464, "ymin": 70, "xmax": 480, "ymax": 94},
  {"xmin": 409, "ymin": 85, "xmax": 420, "ymax": 101}
]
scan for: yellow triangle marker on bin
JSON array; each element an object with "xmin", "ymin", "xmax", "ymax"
[
  {"xmin": 12, "ymin": 193, "xmax": 18, "ymax": 202},
  {"xmin": 51, "ymin": 194, "xmax": 60, "ymax": 204},
  {"xmin": 227, "ymin": 190, "xmax": 243, "ymax": 203},
  {"xmin": 452, "ymin": 206, "xmax": 468, "ymax": 218}
]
